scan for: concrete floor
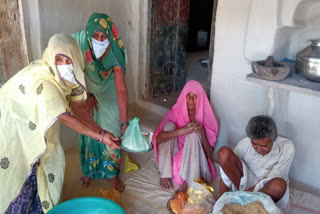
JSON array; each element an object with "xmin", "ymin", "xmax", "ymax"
[
  {"xmin": 61, "ymin": 144, "xmax": 155, "ymax": 202},
  {"xmin": 61, "ymin": 102, "xmax": 165, "ymax": 201},
  {"xmin": 185, "ymin": 50, "xmax": 210, "ymax": 86}
]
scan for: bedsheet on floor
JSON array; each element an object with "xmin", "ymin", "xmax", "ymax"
[
  {"xmin": 120, "ymin": 153, "xmax": 320, "ymax": 214},
  {"xmin": 62, "ymin": 145, "xmax": 320, "ymax": 214},
  {"xmin": 289, "ymin": 188, "xmax": 320, "ymax": 214}
]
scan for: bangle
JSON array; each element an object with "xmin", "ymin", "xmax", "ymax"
[
  {"xmin": 98, "ymin": 130, "xmax": 105, "ymax": 143},
  {"xmin": 87, "ymin": 93, "xmax": 93, "ymax": 100},
  {"xmin": 120, "ymin": 122, "xmax": 129, "ymax": 127}
]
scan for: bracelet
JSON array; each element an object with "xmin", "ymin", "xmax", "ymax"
[
  {"xmin": 87, "ymin": 93, "xmax": 93, "ymax": 100},
  {"xmin": 120, "ymin": 122, "xmax": 129, "ymax": 127},
  {"xmin": 98, "ymin": 130, "xmax": 105, "ymax": 143}
]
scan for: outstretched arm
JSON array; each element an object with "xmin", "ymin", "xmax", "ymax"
[
  {"xmin": 70, "ymin": 100, "xmax": 102, "ymax": 133},
  {"xmin": 58, "ymin": 113, "xmax": 120, "ymax": 149}
]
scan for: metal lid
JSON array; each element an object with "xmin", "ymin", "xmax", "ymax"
[{"xmin": 309, "ymin": 39, "xmax": 320, "ymax": 46}]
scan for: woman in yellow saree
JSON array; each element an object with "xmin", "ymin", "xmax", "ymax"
[{"xmin": 0, "ymin": 34, "xmax": 120, "ymax": 214}]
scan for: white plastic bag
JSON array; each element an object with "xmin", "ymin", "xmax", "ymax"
[
  {"xmin": 212, "ymin": 191, "xmax": 282, "ymax": 214},
  {"xmin": 121, "ymin": 117, "xmax": 150, "ymax": 152}
]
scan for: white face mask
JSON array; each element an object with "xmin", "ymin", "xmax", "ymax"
[
  {"xmin": 57, "ymin": 64, "xmax": 77, "ymax": 84},
  {"xmin": 92, "ymin": 38, "xmax": 110, "ymax": 59}
]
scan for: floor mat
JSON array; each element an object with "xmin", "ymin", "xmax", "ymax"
[{"xmin": 62, "ymin": 145, "xmax": 320, "ymax": 214}]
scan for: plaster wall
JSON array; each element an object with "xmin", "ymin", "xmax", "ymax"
[
  {"xmin": 211, "ymin": 0, "xmax": 320, "ymax": 194},
  {"xmin": 20, "ymin": 0, "xmax": 41, "ymax": 62},
  {"xmin": 0, "ymin": 0, "xmax": 29, "ymax": 85}
]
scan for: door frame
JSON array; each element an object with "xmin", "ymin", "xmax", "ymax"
[
  {"xmin": 207, "ymin": 0, "xmax": 219, "ymax": 99},
  {"xmin": 142, "ymin": 0, "xmax": 218, "ymax": 100}
]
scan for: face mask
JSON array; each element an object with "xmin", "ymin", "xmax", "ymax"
[
  {"xmin": 57, "ymin": 64, "xmax": 77, "ymax": 84},
  {"xmin": 92, "ymin": 38, "xmax": 110, "ymax": 59}
]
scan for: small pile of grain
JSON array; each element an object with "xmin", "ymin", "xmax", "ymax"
[{"xmin": 221, "ymin": 201, "xmax": 270, "ymax": 214}]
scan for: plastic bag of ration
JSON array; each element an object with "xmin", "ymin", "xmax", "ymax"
[
  {"xmin": 121, "ymin": 117, "xmax": 150, "ymax": 152},
  {"xmin": 211, "ymin": 191, "xmax": 283, "ymax": 214},
  {"xmin": 182, "ymin": 179, "xmax": 215, "ymax": 214},
  {"xmin": 124, "ymin": 154, "xmax": 139, "ymax": 173}
]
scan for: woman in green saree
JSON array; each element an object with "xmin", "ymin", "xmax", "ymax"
[{"xmin": 72, "ymin": 13, "xmax": 128, "ymax": 191}]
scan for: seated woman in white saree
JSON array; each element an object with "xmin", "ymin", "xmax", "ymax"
[{"xmin": 153, "ymin": 81, "xmax": 219, "ymax": 193}]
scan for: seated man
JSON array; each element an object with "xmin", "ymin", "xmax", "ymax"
[
  {"xmin": 152, "ymin": 80, "xmax": 219, "ymax": 193},
  {"xmin": 218, "ymin": 115, "xmax": 295, "ymax": 212}
]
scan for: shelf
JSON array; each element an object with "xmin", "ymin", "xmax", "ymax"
[{"xmin": 246, "ymin": 71, "xmax": 320, "ymax": 97}]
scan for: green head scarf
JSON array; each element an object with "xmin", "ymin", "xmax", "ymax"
[{"xmin": 85, "ymin": 13, "xmax": 127, "ymax": 75}]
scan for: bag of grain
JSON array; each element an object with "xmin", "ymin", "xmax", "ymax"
[{"xmin": 211, "ymin": 191, "xmax": 282, "ymax": 214}]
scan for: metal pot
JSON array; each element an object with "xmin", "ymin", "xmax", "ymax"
[{"xmin": 296, "ymin": 39, "xmax": 320, "ymax": 82}]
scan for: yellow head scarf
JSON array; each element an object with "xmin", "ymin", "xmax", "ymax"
[{"xmin": 43, "ymin": 33, "xmax": 85, "ymax": 91}]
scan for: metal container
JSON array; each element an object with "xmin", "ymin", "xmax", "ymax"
[{"xmin": 296, "ymin": 39, "xmax": 320, "ymax": 82}]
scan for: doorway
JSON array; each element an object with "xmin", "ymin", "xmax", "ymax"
[{"xmin": 148, "ymin": 0, "xmax": 217, "ymax": 108}]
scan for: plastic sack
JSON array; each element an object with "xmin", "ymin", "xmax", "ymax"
[
  {"xmin": 182, "ymin": 180, "xmax": 215, "ymax": 214},
  {"xmin": 211, "ymin": 191, "xmax": 282, "ymax": 214},
  {"xmin": 98, "ymin": 188, "xmax": 121, "ymax": 206},
  {"xmin": 121, "ymin": 117, "xmax": 150, "ymax": 152},
  {"xmin": 124, "ymin": 154, "xmax": 139, "ymax": 173}
]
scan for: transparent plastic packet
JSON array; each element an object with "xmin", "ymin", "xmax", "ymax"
[{"xmin": 182, "ymin": 179, "xmax": 215, "ymax": 214}]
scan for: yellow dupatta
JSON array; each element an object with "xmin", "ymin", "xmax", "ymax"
[{"xmin": 0, "ymin": 34, "xmax": 85, "ymax": 213}]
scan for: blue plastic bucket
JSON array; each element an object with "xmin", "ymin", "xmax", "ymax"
[{"xmin": 47, "ymin": 197, "xmax": 126, "ymax": 214}]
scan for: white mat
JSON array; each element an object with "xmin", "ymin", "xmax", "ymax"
[{"xmin": 62, "ymin": 145, "xmax": 320, "ymax": 214}]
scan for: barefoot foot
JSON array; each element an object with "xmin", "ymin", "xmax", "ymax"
[
  {"xmin": 110, "ymin": 176, "xmax": 125, "ymax": 192},
  {"xmin": 160, "ymin": 177, "xmax": 173, "ymax": 190},
  {"xmin": 175, "ymin": 182, "xmax": 188, "ymax": 194},
  {"xmin": 80, "ymin": 176, "xmax": 93, "ymax": 188}
]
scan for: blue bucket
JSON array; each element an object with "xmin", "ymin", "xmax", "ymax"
[{"xmin": 47, "ymin": 197, "xmax": 126, "ymax": 214}]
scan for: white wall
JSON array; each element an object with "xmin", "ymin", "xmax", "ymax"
[
  {"xmin": 20, "ymin": 0, "xmax": 41, "ymax": 62},
  {"xmin": 211, "ymin": 0, "xmax": 320, "ymax": 194},
  {"xmin": 210, "ymin": 0, "xmax": 269, "ymax": 151}
]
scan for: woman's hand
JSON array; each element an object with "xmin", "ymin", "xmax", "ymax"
[
  {"xmin": 102, "ymin": 131, "xmax": 121, "ymax": 149},
  {"xmin": 194, "ymin": 122, "xmax": 205, "ymax": 135},
  {"xmin": 179, "ymin": 122, "xmax": 199, "ymax": 135},
  {"xmin": 85, "ymin": 94, "xmax": 98, "ymax": 116}
]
